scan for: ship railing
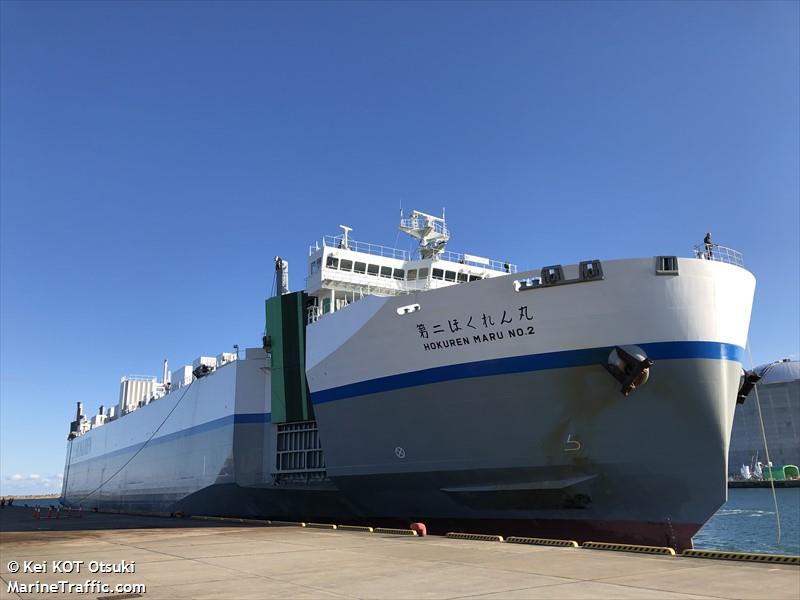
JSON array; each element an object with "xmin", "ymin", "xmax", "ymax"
[
  {"xmin": 308, "ymin": 235, "xmax": 516, "ymax": 273},
  {"xmin": 307, "ymin": 305, "xmax": 322, "ymax": 324},
  {"xmin": 437, "ymin": 250, "xmax": 517, "ymax": 273},
  {"xmin": 400, "ymin": 216, "xmax": 449, "ymax": 237},
  {"xmin": 692, "ymin": 243, "xmax": 744, "ymax": 267},
  {"xmin": 120, "ymin": 374, "xmax": 157, "ymax": 382},
  {"xmin": 309, "ymin": 236, "xmax": 410, "ymax": 261}
]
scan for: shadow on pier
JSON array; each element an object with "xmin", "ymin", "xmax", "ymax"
[{"xmin": 0, "ymin": 505, "xmax": 251, "ymax": 541}]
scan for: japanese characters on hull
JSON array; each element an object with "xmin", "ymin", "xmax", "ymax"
[{"xmin": 417, "ymin": 305, "xmax": 535, "ymax": 351}]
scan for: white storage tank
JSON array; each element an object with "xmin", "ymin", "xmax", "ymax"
[
  {"xmin": 117, "ymin": 376, "xmax": 157, "ymax": 415},
  {"xmin": 729, "ymin": 359, "xmax": 800, "ymax": 474}
]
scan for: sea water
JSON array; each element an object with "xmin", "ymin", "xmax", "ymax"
[
  {"xmin": 693, "ymin": 488, "xmax": 800, "ymax": 555},
  {"xmin": 6, "ymin": 497, "xmax": 60, "ymax": 509}
]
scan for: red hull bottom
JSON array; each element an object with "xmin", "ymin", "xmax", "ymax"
[
  {"xmin": 173, "ymin": 484, "xmax": 701, "ymax": 551},
  {"xmin": 365, "ymin": 517, "xmax": 699, "ymax": 551}
]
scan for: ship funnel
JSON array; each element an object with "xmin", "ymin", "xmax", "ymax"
[
  {"xmin": 69, "ymin": 402, "xmax": 84, "ymax": 439},
  {"xmin": 274, "ymin": 256, "xmax": 289, "ymax": 295}
]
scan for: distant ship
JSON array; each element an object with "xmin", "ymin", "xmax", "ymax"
[{"xmin": 61, "ymin": 211, "xmax": 756, "ymax": 550}]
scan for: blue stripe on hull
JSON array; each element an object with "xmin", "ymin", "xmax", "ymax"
[
  {"xmin": 70, "ymin": 412, "xmax": 272, "ymax": 466},
  {"xmin": 311, "ymin": 341, "xmax": 744, "ymax": 405}
]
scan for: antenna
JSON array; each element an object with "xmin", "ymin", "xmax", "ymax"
[{"xmin": 338, "ymin": 225, "xmax": 352, "ymax": 249}]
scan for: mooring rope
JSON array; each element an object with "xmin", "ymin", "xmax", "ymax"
[
  {"xmin": 746, "ymin": 343, "xmax": 781, "ymax": 545},
  {"xmin": 75, "ymin": 380, "xmax": 195, "ymax": 505}
]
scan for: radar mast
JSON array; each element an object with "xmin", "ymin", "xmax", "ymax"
[{"xmin": 399, "ymin": 209, "xmax": 450, "ymax": 259}]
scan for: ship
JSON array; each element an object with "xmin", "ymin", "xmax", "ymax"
[{"xmin": 61, "ymin": 210, "xmax": 757, "ymax": 550}]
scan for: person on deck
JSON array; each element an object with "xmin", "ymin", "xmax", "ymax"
[{"xmin": 704, "ymin": 232, "xmax": 713, "ymax": 260}]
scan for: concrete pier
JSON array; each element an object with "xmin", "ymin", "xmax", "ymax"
[{"xmin": 1, "ymin": 507, "xmax": 797, "ymax": 599}]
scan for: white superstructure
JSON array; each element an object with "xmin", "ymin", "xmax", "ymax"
[{"xmin": 305, "ymin": 210, "xmax": 516, "ymax": 323}]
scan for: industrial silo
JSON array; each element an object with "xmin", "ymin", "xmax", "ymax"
[{"xmin": 729, "ymin": 359, "xmax": 800, "ymax": 476}]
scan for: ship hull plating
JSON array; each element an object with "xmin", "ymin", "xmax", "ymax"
[
  {"xmin": 309, "ymin": 357, "xmax": 741, "ymax": 550},
  {"xmin": 63, "ymin": 356, "xmax": 739, "ymax": 550},
  {"xmin": 305, "ymin": 257, "xmax": 754, "ymax": 549}
]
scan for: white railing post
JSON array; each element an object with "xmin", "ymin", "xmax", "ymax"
[{"xmin": 691, "ymin": 243, "xmax": 743, "ymax": 267}]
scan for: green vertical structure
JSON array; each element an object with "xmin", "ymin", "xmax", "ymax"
[{"xmin": 265, "ymin": 291, "xmax": 313, "ymax": 423}]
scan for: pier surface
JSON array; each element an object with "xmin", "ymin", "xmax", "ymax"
[{"xmin": 1, "ymin": 507, "xmax": 797, "ymax": 599}]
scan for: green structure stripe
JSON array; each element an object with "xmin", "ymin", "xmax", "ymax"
[{"xmin": 266, "ymin": 292, "xmax": 311, "ymax": 423}]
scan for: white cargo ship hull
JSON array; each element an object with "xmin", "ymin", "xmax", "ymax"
[
  {"xmin": 62, "ymin": 255, "xmax": 755, "ymax": 550},
  {"xmin": 304, "ymin": 256, "xmax": 754, "ymax": 547},
  {"xmin": 61, "ymin": 358, "xmax": 270, "ymax": 508}
]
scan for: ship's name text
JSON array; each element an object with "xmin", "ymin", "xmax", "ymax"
[{"xmin": 422, "ymin": 327, "xmax": 535, "ymax": 351}]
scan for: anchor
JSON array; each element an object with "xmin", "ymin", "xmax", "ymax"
[{"xmin": 604, "ymin": 345, "xmax": 653, "ymax": 396}]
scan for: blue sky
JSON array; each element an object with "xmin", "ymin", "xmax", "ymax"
[{"xmin": 1, "ymin": 1, "xmax": 798, "ymax": 495}]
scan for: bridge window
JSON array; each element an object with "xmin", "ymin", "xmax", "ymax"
[
  {"xmin": 469, "ymin": 274, "xmax": 482, "ymax": 282},
  {"xmin": 340, "ymin": 259, "xmax": 353, "ymax": 272},
  {"xmin": 326, "ymin": 256, "xmax": 339, "ymax": 269},
  {"xmin": 380, "ymin": 266, "xmax": 392, "ymax": 278},
  {"xmin": 367, "ymin": 264, "xmax": 379, "ymax": 276},
  {"xmin": 354, "ymin": 261, "xmax": 366, "ymax": 274},
  {"xmin": 457, "ymin": 273, "xmax": 468, "ymax": 283},
  {"xmin": 418, "ymin": 267, "xmax": 429, "ymax": 280},
  {"xmin": 393, "ymin": 268, "xmax": 405, "ymax": 280},
  {"xmin": 432, "ymin": 268, "xmax": 444, "ymax": 280},
  {"xmin": 407, "ymin": 269, "xmax": 417, "ymax": 281},
  {"xmin": 444, "ymin": 270, "xmax": 456, "ymax": 282}
]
